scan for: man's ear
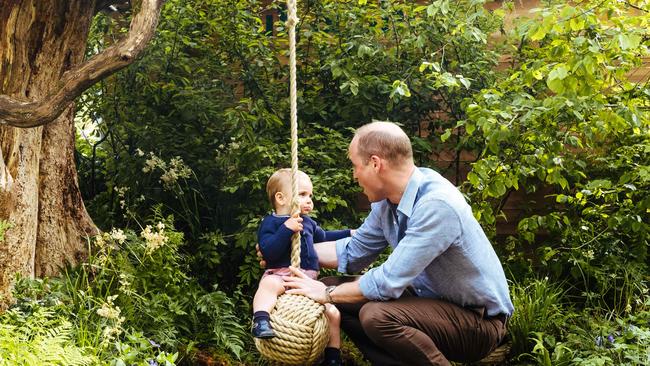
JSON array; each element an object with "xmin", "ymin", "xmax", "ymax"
[{"xmin": 369, "ymin": 155, "xmax": 382, "ymax": 172}]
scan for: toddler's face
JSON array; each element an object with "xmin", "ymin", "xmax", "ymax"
[
  {"xmin": 297, "ymin": 176, "xmax": 314, "ymax": 215},
  {"xmin": 281, "ymin": 175, "xmax": 313, "ymax": 215},
  {"xmin": 275, "ymin": 173, "xmax": 314, "ymax": 215}
]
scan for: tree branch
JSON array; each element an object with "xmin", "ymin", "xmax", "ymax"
[{"xmin": 0, "ymin": 0, "xmax": 165, "ymax": 128}]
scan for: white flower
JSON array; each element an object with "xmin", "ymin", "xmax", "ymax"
[
  {"xmin": 115, "ymin": 186, "xmax": 129, "ymax": 196},
  {"xmin": 158, "ymin": 157, "xmax": 191, "ymax": 190},
  {"xmin": 96, "ymin": 253, "xmax": 108, "ymax": 266},
  {"xmin": 95, "ymin": 234, "xmax": 106, "ymax": 248},
  {"xmin": 97, "ymin": 300, "xmax": 121, "ymax": 320},
  {"xmin": 143, "ymin": 153, "xmax": 166, "ymax": 173},
  {"xmin": 141, "ymin": 224, "xmax": 169, "ymax": 254},
  {"xmin": 110, "ymin": 228, "xmax": 127, "ymax": 244},
  {"xmin": 160, "ymin": 170, "xmax": 178, "ymax": 187},
  {"xmin": 136, "ymin": 148, "xmax": 145, "ymax": 157},
  {"xmin": 118, "ymin": 273, "xmax": 132, "ymax": 293}
]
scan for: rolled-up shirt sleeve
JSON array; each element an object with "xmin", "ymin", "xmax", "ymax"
[
  {"xmin": 336, "ymin": 203, "xmax": 388, "ymax": 274},
  {"xmin": 359, "ymin": 198, "xmax": 462, "ymax": 300}
]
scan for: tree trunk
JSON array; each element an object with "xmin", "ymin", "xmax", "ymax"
[{"xmin": 0, "ymin": 1, "xmax": 98, "ymax": 303}]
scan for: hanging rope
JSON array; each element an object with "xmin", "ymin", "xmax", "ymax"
[
  {"xmin": 288, "ymin": 0, "xmax": 301, "ymax": 270},
  {"xmin": 254, "ymin": 1, "xmax": 330, "ymax": 364}
]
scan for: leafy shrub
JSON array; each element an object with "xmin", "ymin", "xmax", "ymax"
[
  {"xmin": 509, "ymin": 277, "xmax": 650, "ymax": 365},
  {"xmin": 460, "ymin": 0, "xmax": 649, "ymax": 311},
  {"xmin": 5, "ymin": 215, "xmax": 249, "ymax": 365},
  {"xmin": 76, "ymin": 0, "xmax": 502, "ymax": 294},
  {"xmin": 509, "ymin": 278, "xmax": 568, "ymax": 358},
  {"xmin": 0, "ymin": 303, "xmax": 96, "ymax": 366}
]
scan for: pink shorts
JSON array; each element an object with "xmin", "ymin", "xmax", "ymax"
[{"xmin": 262, "ymin": 267, "xmax": 318, "ymax": 280}]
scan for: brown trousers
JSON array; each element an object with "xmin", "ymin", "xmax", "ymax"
[{"xmin": 336, "ymin": 296, "xmax": 507, "ymax": 366}]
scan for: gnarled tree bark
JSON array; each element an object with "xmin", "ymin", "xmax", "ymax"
[{"xmin": 0, "ymin": 0, "xmax": 164, "ymax": 305}]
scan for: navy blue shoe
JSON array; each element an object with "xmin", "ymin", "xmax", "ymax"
[
  {"xmin": 252, "ymin": 318, "xmax": 276, "ymax": 339},
  {"xmin": 320, "ymin": 359, "xmax": 342, "ymax": 366}
]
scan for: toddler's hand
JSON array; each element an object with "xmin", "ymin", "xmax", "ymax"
[
  {"xmin": 255, "ymin": 243, "xmax": 266, "ymax": 268},
  {"xmin": 284, "ymin": 215, "xmax": 303, "ymax": 232}
]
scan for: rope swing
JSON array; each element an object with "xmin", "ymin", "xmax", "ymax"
[{"xmin": 254, "ymin": 0, "xmax": 330, "ymax": 364}]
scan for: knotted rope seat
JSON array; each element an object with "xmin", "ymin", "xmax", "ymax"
[{"xmin": 254, "ymin": 0, "xmax": 330, "ymax": 364}]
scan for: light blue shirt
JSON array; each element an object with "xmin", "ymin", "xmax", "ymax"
[{"xmin": 336, "ymin": 167, "xmax": 514, "ymax": 317}]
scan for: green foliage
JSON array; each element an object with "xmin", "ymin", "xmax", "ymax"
[
  {"xmin": 68, "ymin": 0, "xmax": 650, "ymax": 364},
  {"xmin": 527, "ymin": 308, "xmax": 650, "ymax": 366},
  {"xmin": 76, "ymin": 0, "xmax": 502, "ymax": 294},
  {"xmin": 68, "ymin": 215, "xmax": 247, "ymax": 362},
  {"xmin": 460, "ymin": 0, "xmax": 650, "ymax": 311},
  {"xmin": 5, "ymin": 216, "xmax": 249, "ymax": 365},
  {"xmin": 509, "ymin": 278, "xmax": 568, "ymax": 357},
  {"xmin": 194, "ymin": 290, "xmax": 248, "ymax": 359},
  {"xmin": 0, "ymin": 303, "xmax": 96, "ymax": 365},
  {"xmin": 566, "ymin": 311, "xmax": 650, "ymax": 365},
  {"xmin": 508, "ymin": 277, "xmax": 650, "ymax": 364}
]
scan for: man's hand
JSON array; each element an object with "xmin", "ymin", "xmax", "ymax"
[
  {"xmin": 284, "ymin": 215, "xmax": 303, "ymax": 232},
  {"xmin": 255, "ymin": 243, "xmax": 266, "ymax": 268},
  {"xmin": 283, "ymin": 266, "xmax": 328, "ymax": 304}
]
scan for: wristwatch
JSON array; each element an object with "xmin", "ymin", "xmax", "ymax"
[{"xmin": 324, "ymin": 285, "xmax": 337, "ymax": 304}]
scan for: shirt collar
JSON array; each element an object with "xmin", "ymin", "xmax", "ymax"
[{"xmin": 396, "ymin": 167, "xmax": 422, "ymax": 218}]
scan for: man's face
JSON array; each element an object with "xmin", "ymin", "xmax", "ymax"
[{"xmin": 349, "ymin": 139, "xmax": 383, "ymax": 202}]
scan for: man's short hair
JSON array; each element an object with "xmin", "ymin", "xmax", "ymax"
[
  {"xmin": 266, "ymin": 168, "xmax": 308, "ymax": 208},
  {"xmin": 354, "ymin": 121, "xmax": 413, "ymax": 165}
]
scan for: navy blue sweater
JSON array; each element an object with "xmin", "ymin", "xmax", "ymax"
[{"xmin": 258, "ymin": 214, "xmax": 351, "ymax": 271}]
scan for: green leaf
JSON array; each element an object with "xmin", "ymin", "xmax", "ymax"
[
  {"xmin": 441, "ymin": 129, "xmax": 452, "ymax": 142},
  {"xmin": 390, "ymin": 80, "xmax": 411, "ymax": 98},
  {"xmin": 569, "ymin": 17, "xmax": 585, "ymax": 31},
  {"xmin": 547, "ymin": 64, "xmax": 569, "ymax": 93},
  {"xmin": 458, "ymin": 76, "xmax": 471, "ymax": 89},
  {"xmin": 549, "ymin": 64, "xmax": 569, "ymax": 80},
  {"xmin": 618, "ymin": 34, "xmax": 641, "ymax": 50},
  {"xmin": 465, "ymin": 122, "xmax": 476, "ymax": 135},
  {"xmin": 467, "ymin": 171, "xmax": 479, "ymax": 187},
  {"xmin": 439, "ymin": 72, "xmax": 459, "ymax": 87},
  {"xmin": 530, "ymin": 24, "xmax": 547, "ymax": 41},
  {"xmin": 358, "ymin": 44, "xmax": 372, "ymax": 57},
  {"xmin": 427, "ymin": 4, "xmax": 439, "ymax": 17}
]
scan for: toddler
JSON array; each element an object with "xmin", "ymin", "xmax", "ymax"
[{"xmin": 253, "ymin": 168, "xmax": 350, "ymax": 366}]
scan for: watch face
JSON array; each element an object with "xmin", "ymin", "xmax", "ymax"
[{"xmin": 325, "ymin": 285, "xmax": 336, "ymax": 304}]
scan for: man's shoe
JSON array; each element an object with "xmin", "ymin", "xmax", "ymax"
[
  {"xmin": 252, "ymin": 318, "xmax": 276, "ymax": 339},
  {"xmin": 320, "ymin": 359, "xmax": 342, "ymax": 366}
]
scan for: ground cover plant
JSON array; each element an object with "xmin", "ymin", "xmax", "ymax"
[{"xmin": 0, "ymin": 0, "xmax": 648, "ymax": 364}]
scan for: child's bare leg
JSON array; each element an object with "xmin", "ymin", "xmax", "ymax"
[
  {"xmin": 253, "ymin": 275, "xmax": 285, "ymax": 313},
  {"xmin": 324, "ymin": 303, "xmax": 341, "ymax": 348}
]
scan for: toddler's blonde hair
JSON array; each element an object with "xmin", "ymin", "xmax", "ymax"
[{"xmin": 266, "ymin": 168, "xmax": 309, "ymax": 209}]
